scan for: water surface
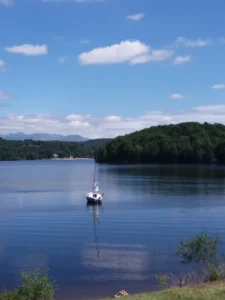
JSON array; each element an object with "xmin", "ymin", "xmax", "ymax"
[{"xmin": 0, "ymin": 161, "xmax": 225, "ymax": 299}]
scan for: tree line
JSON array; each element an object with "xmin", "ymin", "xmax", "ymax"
[
  {"xmin": 96, "ymin": 122, "xmax": 225, "ymax": 164},
  {"xmin": 0, "ymin": 138, "xmax": 95, "ymax": 161}
]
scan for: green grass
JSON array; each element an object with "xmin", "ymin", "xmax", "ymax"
[{"xmin": 103, "ymin": 282, "xmax": 225, "ymax": 300}]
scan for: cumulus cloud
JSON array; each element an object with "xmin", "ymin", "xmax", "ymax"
[
  {"xmin": 211, "ymin": 84, "xmax": 225, "ymax": 89},
  {"xmin": 5, "ymin": 44, "xmax": 48, "ymax": 56},
  {"xmin": 173, "ymin": 55, "xmax": 192, "ymax": 65},
  {"xmin": 78, "ymin": 40, "xmax": 174, "ymax": 65},
  {"xmin": 170, "ymin": 93, "xmax": 185, "ymax": 100},
  {"xmin": 0, "ymin": 91, "xmax": 11, "ymax": 100},
  {"xmin": 0, "ymin": 0, "xmax": 13, "ymax": 6},
  {"xmin": 194, "ymin": 105, "xmax": 225, "ymax": 113},
  {"xmin": 131, "ymin": 50, "xmax": 174, "ymax": 65},
  {"xmin": 174, "ymin": 36, "xmax": 210, "ymax": 48},
  {"xmin": 126, "ymin": 13, "xmax": 145, "ymax": 21},
  {"xmin": 78, "ymin": 40, "xmax": 149, "ymax": 65},
  {"xmin": 104, "ymin": 116, "xmax": 122, "ymax": 122},
  {"xmin": 1, "ymin": 105, "xmax": 225, "ymax": 138}
]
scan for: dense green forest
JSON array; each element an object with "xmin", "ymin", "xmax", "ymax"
[
  {"xmin": 96, "ymin": 122, "xmax": 225, "ymax": 164},
  {"xmin": 0, "ymin": 138, "xmax": 95, "ymax": 160},
  {"xmin": 82, "ymin": 138, "xmax": 112, "ymax": 147}
]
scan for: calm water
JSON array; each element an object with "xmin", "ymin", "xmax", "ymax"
[{"xmin": 0, "ymin": 161, "xmax": 225, "ymax": 299}]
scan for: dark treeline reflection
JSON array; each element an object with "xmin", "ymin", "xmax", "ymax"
[
  {"xmin": 99, "ymin": 165, "xmax": 225, "ymax": 207},
  {"xmin": 104, "ymin": 164, "xmax": 225, "ymax": 179}
]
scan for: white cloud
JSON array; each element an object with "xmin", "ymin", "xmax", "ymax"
[
  {"xmin": 78, "ymin": 40, "xmax": 174, "ymax": 65},
  {"xmin": 78, "ymin": 40, "xmax": 149, "ymax": 65},
  {"xmin": 173, "ymin": 55, "xmax": 192, "ymax": 65},
  {"xmin": 58, "ymin": 56, "xmax": 69, "ymax": 63},
  {"xmin": 170, "ymin": 93, "xmax": 185, "ymax": 100},
  {"xmin": 2, "ymin": 105, "xmax": 225, "ymax": 138},
  {"xmin": 126, "ymin": 13, "xmax": 145, "ymax": 21},
  {"xmin": 0, "ymin": 59, "xmax": 6, "ymax": 71},
  {"xmin": 66, "ymin": 114, "xmax": 91, "ymax": 121},
  {"xmin": 174, "ymin": 36, "xmax": 210, "ymax": 48},
  {"xmin": 194, "ymin": 105, "xmax": 225, "ymax": 113},
  {"xmin": 0, "ymin": 0, "xmax": 13, "ymax": 6},
  {"xmin": 129, "ymin": 54, "xmax": 152, "ymax": 65},
  {"xmin": 0, "ymin": 91, "xmax": 11, "ymax": 100},
  {"xmin": 104, "ymin": 116, "xmax": 122, "ymax": 122},
  {"xmin": 211, "ymin": 84, "xmax": 225, "ymax": 89},
  {"xmin": 130, "ymin": 50, "xmax": 174, "ymax": 65},
  {"xmin": 5, "ymin": 44, "xmax": 48, "ymax": 56}
]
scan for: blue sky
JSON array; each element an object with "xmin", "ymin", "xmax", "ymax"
[{"xmin": 0, "ymin": 0, "xmax": 225, "ymax": 138}]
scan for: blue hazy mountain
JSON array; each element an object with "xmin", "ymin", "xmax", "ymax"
[{"xmin": 1, "ymin": 132, "xmax": 88, "ymax": 142}]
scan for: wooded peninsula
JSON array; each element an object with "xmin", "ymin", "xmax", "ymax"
[
  {"xmin": 96, "ymin": 122, "xmax": 225, "ymax": 164},
  {"xmin": 0, "ymin": 139, "xmax": 95, "ymax": 160}
]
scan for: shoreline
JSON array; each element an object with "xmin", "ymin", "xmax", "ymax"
[
  {"xmin": 0, "ymin": 158, "xmax": 95, "ymax": 162},
  {"xmin": 50, "ymin": 158, "xmax": 94, "ymax": 161}
]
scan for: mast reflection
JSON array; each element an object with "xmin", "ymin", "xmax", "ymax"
[{"xmin": 87, "ymin": 203, "xmax": 103, "ymax": 259}]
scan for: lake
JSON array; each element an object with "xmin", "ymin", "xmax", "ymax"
[{"xmin": 0, "ymin": 161, "xmax": 225, "ymax": 299}]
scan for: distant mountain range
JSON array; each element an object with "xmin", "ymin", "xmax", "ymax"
[
  {"xmin": 0, "ymin": 132, "xmax": 113, "ymax": 146},
  {"xmin": 0, "ymin": 132, "xmax": 88, "ymax": 142}
]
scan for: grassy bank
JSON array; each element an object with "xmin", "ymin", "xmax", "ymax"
[{"xmin": 104, "ymin": 282, "xmax": 225, "ymax": 300}]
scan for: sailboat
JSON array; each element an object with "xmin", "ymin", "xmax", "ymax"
[{"xmin": 86, "ymin": 156, "xmax": 104, "ymax": 204}]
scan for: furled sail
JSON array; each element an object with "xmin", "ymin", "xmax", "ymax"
[{"xmin": 93, "ymin": 182, "xmax": 100, "ymax": 193}]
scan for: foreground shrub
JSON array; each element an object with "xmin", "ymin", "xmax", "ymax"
[
  {"xmin": 157, "ymin": 233, "xmax": 225, "ymax": 290},
  {"xmin": 176, "ymin": 232, "xmax": 222, "ymax": 264},
  {"xmin": 155, "ymin": 274, "xmax": 169, "ymax": 289},
  {"xmin": 0, "ymin": 270, "xmax": 54, "ymax": 300},
  {"xmin": 203, "ymin": 263, "xmax": 225, "ymax": 282},
  {"xmin": 156, "ymin": 271, "xmax": 202, "ymax": 289}
]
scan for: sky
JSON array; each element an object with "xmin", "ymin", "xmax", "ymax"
[{"xmin": 1, "ymin": 0, "xmax": 225, "ymax": 138}]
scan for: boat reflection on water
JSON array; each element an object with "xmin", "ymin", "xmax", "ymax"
[
  {"xmin": 87, "ymin": 203, "xmax": 104, "ymax": 259},
  {"xmin": 84, "ymin": 203, "xmax": 150, "ymax": 282}
]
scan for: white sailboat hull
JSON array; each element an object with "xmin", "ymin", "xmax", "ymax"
[{"xmin": 86, "ymin": 192, "xmax": 103, "ymax": 203}]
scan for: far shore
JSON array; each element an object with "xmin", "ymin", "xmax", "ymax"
[
  {"xmin": 0, "ymin": 158, "xmax": 95, "ymax": 162},
  {"xmin": 50, "ymin": 157, "xmax": 94, "ymax": 161}
]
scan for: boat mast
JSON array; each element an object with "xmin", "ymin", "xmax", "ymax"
[
  {"xmin": 93, "ymin": 148, "xmax": 98, "ymax": 189},
  {"xmin": 93, "ymin": 161, "xmax": 96, "ymax": 186}
]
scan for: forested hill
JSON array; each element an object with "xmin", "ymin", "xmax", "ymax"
[
  {"xmin": 96, "ymin": 122, "xmax": 225, "ymax": 164},
  {"xmin": 0, "ymin": 138, "xmax": 94, "ymax": 161},
  {"xmin": 82, "ymin": 138, "xmax": 112, "ymax": 147}
]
